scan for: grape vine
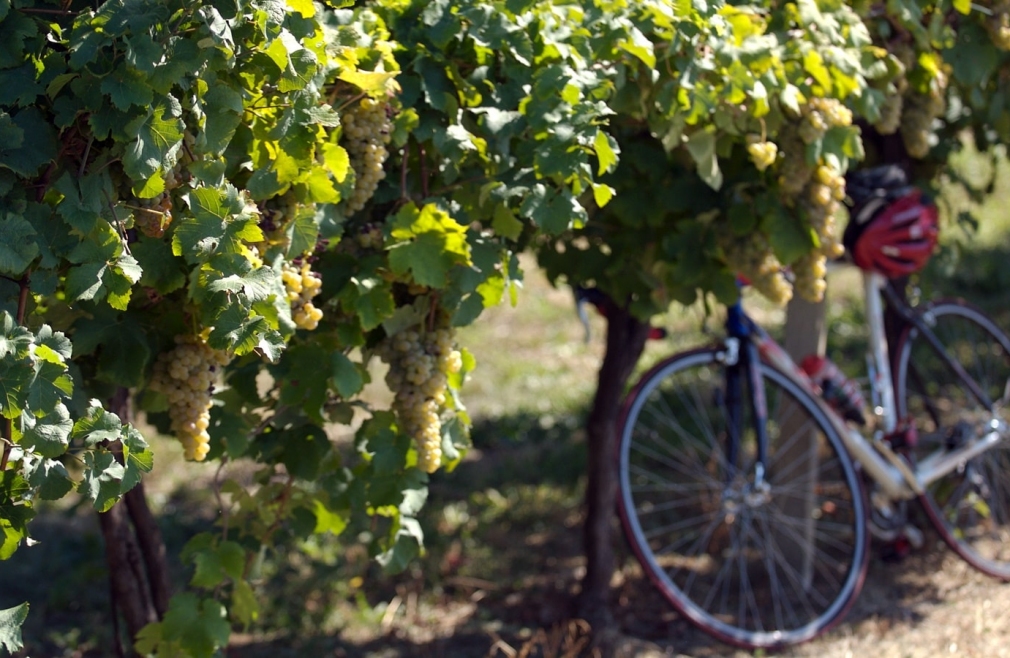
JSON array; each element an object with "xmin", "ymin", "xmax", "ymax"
[{"xmin": 3, "ymin": 0, "xmax": 1010, "ymax": 654}]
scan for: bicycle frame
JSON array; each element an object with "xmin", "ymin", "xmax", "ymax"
[{"xmin": 722, "ymin": 270, "xmax": 1006, "ymax": 503}]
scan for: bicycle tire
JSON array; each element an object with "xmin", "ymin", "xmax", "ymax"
[
  {"xmin": 893, "ymin": 299, "xmax": 1010, "ymax": 579},
  {"xmin": 617, "ymin": 347, "xmax": 869, "ymax": 649}
]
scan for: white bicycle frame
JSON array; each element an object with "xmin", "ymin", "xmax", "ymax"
[{"xmin": 744, "ymin": 270, "xmax": 1007, "ymax": 503}]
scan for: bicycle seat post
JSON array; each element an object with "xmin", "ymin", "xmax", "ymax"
[{"xmin": 864, "ymin": 271, "xmax": 898, "ymax": 434}]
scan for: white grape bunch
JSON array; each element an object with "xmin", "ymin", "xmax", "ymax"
[
  {"xmin": 720, "ymin": 233, "xmax": 793, "ymax": 306},
  {"xmin": 342, "ymin": 97, "xmax": 392, "ymax": 215},
  {"xmin": 375, "ymin": 316, "xmax": 462, "ymax": 474},
  {"xmin": 772, "ymin": 98, "xmax": 852, "ymax": 303},
  {"xmin": 149, "ymin": 335, "xmax": 231, "ymax": 461},
  {"xmin": 282, "ymin": 260, "xmax": 324, "ymax": 330}
]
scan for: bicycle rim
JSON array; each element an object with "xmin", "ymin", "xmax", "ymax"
[
  {"xmin": 617, "ymin": 348, "xmax": 868, "ymax": 649},
  {"xmin": 895, "ymin": 300, "xmax": 1010, "ymax": 579}
]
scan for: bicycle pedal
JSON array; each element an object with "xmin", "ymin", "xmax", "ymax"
[
  {"xmin": 901, "ymin": 523, "xmax": 925, "ymax": 549},
  {"xmin": 880, "ymin": 535, "xmax": 912, "ymax": 563}
]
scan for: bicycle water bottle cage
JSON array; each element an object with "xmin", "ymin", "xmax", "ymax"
[{"xmin": 842, "ymin": 166, "xmax": 939, "ymax": 278}]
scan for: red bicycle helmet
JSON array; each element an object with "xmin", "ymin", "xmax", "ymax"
[{"xmin": 844, "ymin": 188, "xmax": 939, "ymax": 278}]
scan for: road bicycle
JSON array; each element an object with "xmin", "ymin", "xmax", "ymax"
[{"xmin": 615, "ymin": 166, "xmax": 1010, "ymax": 649}]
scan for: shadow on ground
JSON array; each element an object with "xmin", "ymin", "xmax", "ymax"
[{"xmin": 4, "ymin": 378, "xmax": 1001, "ymax": 658}]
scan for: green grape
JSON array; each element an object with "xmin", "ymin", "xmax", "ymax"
[
  {"xmin": 342, "ymin": 97, "xmax": 393, "ymax": 215},
  {"xmin": 775, "ymin": 126, "xmax": 811, "ymax": 195},
  {"xmin": 149, "ymin": 335, "xmax": 231, "ymax": 461},
  {"xmin": 874, "ymin": 92, "xmax": 903, "ymax": 135},
  {"xmin": 792, "ymin": 252, "xmax": 828, "ymax": 303},
  {"xmin": 375, "ymin": 316, "xmax": 460, "ymax": 474},
  {"xmin": 746, "ymin": 135, "xmax": 778, "ymax": 171},
  {"xmin": 721, "ymin": 234, "xmax": 792, "ymax": 305},
  {"xmin": 985, "ymin": 2, "xmax": 1010, "ymax": 50},
  {"xmin": 282, "ymin": 261, "xmax": 324, "ymax": 330}
]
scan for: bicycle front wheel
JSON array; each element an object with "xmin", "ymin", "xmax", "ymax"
[
  {"xmin": 894, "ymin": 299, "xmax": 1010, "ymax": 579},
  {"xmin": 617, "ymin": 347, "xmax": 868, "ymax": 649}
]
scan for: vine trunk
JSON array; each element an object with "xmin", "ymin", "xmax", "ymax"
[
  {"xmin": 99, "ymin": 389, "xmax": 171, "ymax": 652},
  {"xmin": 577, "ymin": 301, "xmax": 650, "ymax": 637}
]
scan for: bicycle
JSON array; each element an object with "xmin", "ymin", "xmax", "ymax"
[{"xmin": 615, "ymin": 165, "xmax": 1010, "ymax": 649}]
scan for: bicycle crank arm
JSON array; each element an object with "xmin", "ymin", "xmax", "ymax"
[{"xmin": 916, "ymin": 426, "xmax": 1004, "ymax": 489}]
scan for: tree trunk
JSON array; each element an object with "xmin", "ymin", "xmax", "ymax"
[
  {"xmin": 124, "ymin": 483, "xmax": 172, "ymax": 617},
  {"xmin": 99, "ymin": 502, "xmax": 160, "ymax": 645},
  {"xmin": 100, "ymin": 389, "xmax": 172, "ymax": 651},
  {"xmin": 576, "ymin": 301, "xmax": 651, "ymax": 633}
]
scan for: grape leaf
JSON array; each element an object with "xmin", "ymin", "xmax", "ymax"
[
  {"xmin": 20, "ymin": 403, "xmax": 72, "ymax": 458},
  {"xmin": 161, "ymin": 595, "xmax": 231, "ymax": 658},
  {"xmin": 79, "ymin": 450, "xmax": 126, "ymax": 512},
  {"xmin": 101, "ymin": 66, "xmax": 155, "ymax": 110},
  {"xmin": 26, "ymin": 457, "xmax": 74, "ymax": 501},
  {"xmin": 0, "ymin": 108, "xmax": 57, "ymax": 177},
  {"xmin": 71, "ymin": 401, "xmax": 124, "ymax": 446},
  {"xmin": 0, "ymin": 63, "xmax": 42, "ymax": 108},
  {"xmin": 123, "ymin": 103, "xmax": 184, "ymax": 182},
  {"xmin": 54, "ymin": 172, "xmax": 106, "ymax": 234},
  {"xmin": 330, "ymin": 352, "xmax": 363, "ymax": 399},
  {"xmin": 0, "ymin": 213, "xmax": 38, "ymax": 277},
  {"xmin": 121, "ymin": 425, "xmax": 153, "ymax": 493},
  {"xmin": 0, "ymin": 602, "xmax": 28, "ymax": 653},
  {"xmin": 311, "ymin": 499, "xmax": 348, "ymax": 535},
  {"xmin": 202, "ymin": 85, "xmax": 244, "ymax": 155},
  {"xmin": 64, "ymin": 262, "xmax": 108, "ymax": 303}
]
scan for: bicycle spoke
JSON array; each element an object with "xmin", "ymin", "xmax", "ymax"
[{"xmin": 618, "ymin": 350, "xmax": 866, "ymax": 647}]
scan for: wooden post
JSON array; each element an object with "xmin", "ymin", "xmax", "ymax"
[{"xmin": 778, "ymin": 294, "xmax": 828, "ymax": 589}]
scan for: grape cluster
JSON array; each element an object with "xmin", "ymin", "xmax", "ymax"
[
  {"xmin": 900, "ymin": 75, "xmax": 947, "ymax": 159},
  {"xmin": 342, "ymin": 97, "xmax": 392, "ymax": 215},
  {"xmin": 133, "ymin": 194, "xmax": 174, "ymax": 239},
  {"xmin": 746, "ymin": 135, "xmax": 778, "ymax": 171},
  {"xmin": 871, "ymin": 41, "xmax": 947, "ymax": 158},
  {"xmin": 375, "ymin": 318, "xmax": 462, "ymax": 474},
  {"xmin": 149, "ymin": 335, "xmax": 230, "ymax": 461},
  {"xmin": 873, "ymin": 92, "xmax": 903, "ymax": 135},
  {"xmin": 720, "ymin": 233, "xmax": 793, "ymax": 306},
  {"xmin": 772, "ymin": 99, "xmax": 852, "ymax": 302},
  {"xmin": 124, "ymin": 162, "xmax": 186, "ymax": 239},
  {"xmin": 797, "ymin": 98, "xmax": 853, "ymax": 145},
  {"xmin": 281, "ymin": 261, "xmax": 324, "ymax": 330},
  {"xmin": 986, "ymin": 3, "xmax": 1010, "ymax": 50},
  {"xmin": 355, "ymin": 222, "xmax": 384, "ymax": 250}
]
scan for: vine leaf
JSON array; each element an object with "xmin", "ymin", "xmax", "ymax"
[
  {"xmin": 19, "ymin": 403, "xmax": 72, "ymax": 458},
  {"xmin": 100, "ymin": 66, "xmax": 154, "ymax": 110},
  {"xmin": 0, "ymin": 108, "xmax": 56, "ymax": 177},
  {"xmin": 123, "ymin": 102, "xmax": 184, "ymax": 182},
  {"xmin": 0, "ymin": 213, "xmax": 37, "ymax": 277},
  {"xmin": 79, "ymin": 451, "xmax": 126, "ymax": 512},
  {"xmin": 0, "ymin": 471, "xmax": 32, "ymax": 560},
  {"xmin": 136, "ymin": 593, "xmax": 230, "ymax": 658},
  {"xmin": 23, "ymin": 455, "xmax": 74, "ymax": 501},
  {"xmin": 121, "ymin": 426, "xmax": 154, "ymax": 493},
  {"xmin": 0, "ymin": 602, "xmax": 28, "ymax": 653},
  {"xmin": 388, "ymin": 203, "xmax": 471, "ymax": 287}
]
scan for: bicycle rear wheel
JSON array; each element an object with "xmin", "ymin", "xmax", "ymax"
[
  {"xmin": 894, "ymin": 299, "xmax": 1010, "ymax": 579},
  {"xmin": 617, "ymin": 347, "xmax": 868, "ymax": 649}
]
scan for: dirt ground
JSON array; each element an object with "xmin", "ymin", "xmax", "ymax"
[{"xmin": 299, "ymin": 513, "xmax": 1010, "ymax": 658}]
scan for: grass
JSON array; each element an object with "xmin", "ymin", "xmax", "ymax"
[{"xmin": 6, "ymin": 143, "xmax": 1010, "ymax": 658}]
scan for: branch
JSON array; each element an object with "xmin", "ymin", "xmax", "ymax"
[
  {"xmin": 242, "ymin": 473, "xmax": 296, "ymax": 578},
  {"xmin": 19, "ymin": 7, "xmax": 79, "ymax": 16},
  {"xmin": 102, "ymin": 189, "xmax": 132, "ymax": 255},
  {"xmin": 419, "ymin": 145, "xmax": 430, "ymax": 198},
  {"xmin": 400, "ymin": 144, "xmax": 410, "ymax": 201},
  {"xmin": 78, "ymin": 136, "xmax": 94, "ymax": 179},
  {"xmin": 212, "ymin": 457, "xmax": 231, "ymax": 542}
]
